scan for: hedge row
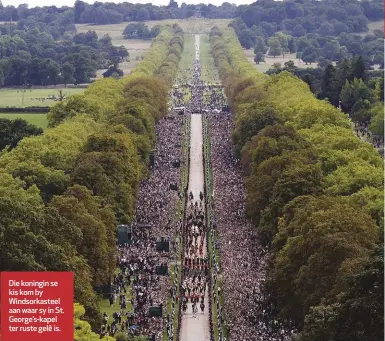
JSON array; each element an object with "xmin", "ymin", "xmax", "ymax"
[
  {"xmin": 0, "ymin": 24, "xmax": 184, "ymax": 332},
  {"xmin": 0, "ymin": 106, "xmax": 50, "ymax": 113},
  {"xmin": 210, "ymin": 26, "xmax": 383, "ymax": 340}
]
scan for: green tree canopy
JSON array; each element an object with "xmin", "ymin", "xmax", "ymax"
[
  {"xmin": 269, "ymin": 195, "xmax": 379, "ymax": 326},
  {"xmin": 295, "ymin": 244, "xmax": 384, "ymax": 341},
  {"xmin": 0, "ymin": 118, "xmax": 43, "ymax": 151}
]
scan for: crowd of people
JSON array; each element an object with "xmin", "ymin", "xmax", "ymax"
[
  {"xmin": 183, "ymin": 195, "xmax": 207, "ymax": 270},
  {"xmin": 181, "ymin": 275, "xmax": 207, "ymax": 316},
  {"xmin": 99, "ymin": 85, "xmax": 187, "ymax": 340},
  {"xmin": 354, "ymin": 121, "xmax": 384, "ymax": 157},
  {"xmin": 178, "ymin": 35, "xmax": 211, "ymax": 326},
  {"xmin": 180, "ymin": 196, "xmax": 208, "ymax": 319},
  {"xmin": 96, "ymin": 30, "xmax": 385, "ymax": 341},
  {"xmin": 99, "ymin": 32, "xmax": 295, "ymax": 341},
  {"xmin": 209, "ymin": 113, "xmax": 295, "ymax": 341}
]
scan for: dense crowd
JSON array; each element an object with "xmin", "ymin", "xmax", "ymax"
[
  {"xmin": 100, "ymin": 32, "xmax": 298, "ymax": 341},
  {"xmin": 180, "ymin": 195, "xmax": 208, "ymax": 317},
  {"xmin": 184, "ymin": 196, "xmax": 207, "ymax": 270},
  {"xmin": 354, "ymin": 121, "xmax": 384, "ymax": 157},
  {"xmin": 99, "ymin": 89, "xmax": 186, "ymax": 340},
  {"xmin": 209, "ymin": 113, "xmax": 294, "ymax": 341},
  {"xmin": 97, "ymin": 30, "xmax": 384, "ymax": 341}
]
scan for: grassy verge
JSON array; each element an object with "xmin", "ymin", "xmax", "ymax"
[
  {"xmin": 163, "ymin": 32, "xmax": 194, "ymax": 341},
  {"xmin": 199, "ymin": 34, "xmax": 220, "ymax": 84},
  {"xmin": 176, "ymin": 34, "xmax": 194, "ymax": 81},
  {"xmin": 200, "ymin": 34, "xmax": 225, "ymax": 341},
  {"xmin": 0, "ymin": 113, "xmax": 48, "ymax": 129},
  {"xmin": 163, "ymin": 114, "xmax": 190, "ymax": 341},
  {"xmin": 203, "ymin": 114, "xmax": 229, "ymax": 341},
  {"xmin": 202, "ymin": 116, "xmax": 218, "ymax": 341},
  {"xmin": 99, "ymin": 290, "xmax": 133, "ymax": 327},
  {"xmin": 0, "ymin": 88, "xmax": 84, "ymax": 107}
]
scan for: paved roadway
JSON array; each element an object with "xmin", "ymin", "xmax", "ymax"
[
  {"xmin": 180, "ymin": 285, "xmax": 210, "ymax": 341},
  {"xmin": 180, "ymin": 114, "xmax": 210, "ymax": 341}
]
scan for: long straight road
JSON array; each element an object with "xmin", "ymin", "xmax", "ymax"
[
  {"xmin": 180, "ymin": 115, "xmax": 210, "ymax": 341},
  {"xmin": 180, "ymin": 35, "xmax": 211, "ymax": 341},
  {"xmin": 188, "ymin": 115, "xmax": 204, "ymax": 201}
]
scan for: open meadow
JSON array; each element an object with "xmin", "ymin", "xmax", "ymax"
[
  {"xmin": 76, "ymin": 18, "xmax": 231, "ymax": 77},
  {"xmin": 368, "ymin": 20, "xmax": 384, "ymax": 31},
  {"xmin": 200, "ymin": 34, "xmax": 221, "ymax": 84},
  {"xmin": 76, "ymin": 22, "xmax": 152, "ymax": 76},
  {"xmin": 0, "ymin": 88, "xmax": 84, "ymax": 108},
  {"xmin": 243, "ymin": 20, "xmax": 384, "ymax": 72},
  {"xmin": 244, "ymin": 48, "xmax": 319, "ymax": 72},
  {"xmin": 0, "ymin": 113, "xmax": 48, "ymax": 129},
  {"xmin": 143, "ymin": 17, "xmax": 231, "ymax": 33}
]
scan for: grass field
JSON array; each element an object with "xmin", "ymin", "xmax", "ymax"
[
  {"xmin": 357, "ymin": 20, "xmax": 383, "ymax": 36},
  {"xmin": 76, "ymin": 23, "xmax": 152, "ymax": 76},
  {"xmin": 244, "ymin": 49, "xmax": 319, "ymax": 72},
  {"xmin": 99, "ymin": 293, "xmax": 133, "ymax": 327},
  {"xmin": 0, "ymin": 88, "xmax": 84, "ymax": 108},
  {"xmin": 176, "ymin": 34, "xmax": 194, "ymax": 81},
  {"xmin": 76, "ymin": 19, "xmax": 230, "ymax": 77},
  {"xmin": 0, "ymin": 113, "xmax": 48, "ymax": 129},
  {"xmin": 77, "ymin": 18, "xmax": 231, "ymax": 35},
  {"xmin": 144, "ymin": 18, "xmax": 231, "ymax": 34},
  {"xmin": 368, "ymin": 20, "xmax": 383, "ymax": 32},
  {"xmin": 174, "ymin": 34, "xmax": 194, "ymax": 103},
  {"xmin": 200, "ymin": 34, "xmax": 221, "ymax": 83}
]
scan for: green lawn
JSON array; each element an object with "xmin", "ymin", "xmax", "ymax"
[
  {"xmin": 145, "ymin": 18, "xmax": 231, "ymax": 34},
  {"xmin": 0, "ymin": 113, "xmax": 48, "ymax": 129},
  {"xmin": 99, "ymin": 291, "xmax": 133, "ymax": 326},
  {"xmin": 176, "ymin": 34, "xmax": 194, "ymax": 82},
  {"xmin": 200, "ymin": 34, "xmax": 221, "ymax": 84},
  {"xmin": 77, "ymin": 18, "xmax": 230, "ymax": 37},
  {"xmin": 368, "ymin": 20, "xmax": 383, "ymax": 32},
  {"xmin": 76, "ymin": 19, "xmax": 230, "ymax": 77},
  {"xmin": 0, "ymin": 88, "xmax": 84, "ymax": 107},
  {"xmin": 76, "ymin": 23, "xmax": 152, "ymax": 76}
]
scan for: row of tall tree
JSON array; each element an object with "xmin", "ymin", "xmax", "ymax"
[
  {"xmin": 0, "ymin": 24, "xmax": 183, "ymax": 338},
  {"xmin": 210, "ymin": 26, "xmax": 383, "ymax": 341}
]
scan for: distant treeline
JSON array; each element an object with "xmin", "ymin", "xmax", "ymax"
[{"xmin": 0, "ymin": 0, "xmax": 381, "ymax": 26}]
